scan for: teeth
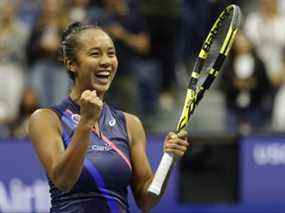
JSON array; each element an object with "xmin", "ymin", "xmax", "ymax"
[
  {"xmin": 98, "ymin": 71, "xmax": 109, "ymax": 75},
  {"xmin": 95, "ymin": 71, "xmax": 110, "ymax": 78}
]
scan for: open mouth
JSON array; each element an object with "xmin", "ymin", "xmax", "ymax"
[{"xmin": 94, "ymin": 71, "xmax": 111, "ymax": 84}]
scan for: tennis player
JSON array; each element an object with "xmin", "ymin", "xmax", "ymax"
[{"xmin": 28, "ymin": 22, "xmax": 189, "ymax": 213}]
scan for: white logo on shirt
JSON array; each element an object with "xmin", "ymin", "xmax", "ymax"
[
  {"xmin": 71, "ymin": 113, "xmax": 80, "ymax": 124},
  {"xmin": 109, "ymin": 118, "xmax": 116, "ymax": 127},
  {"xmin": 88, "ymin": 144, "xmax": 112, "ymax": 152}
]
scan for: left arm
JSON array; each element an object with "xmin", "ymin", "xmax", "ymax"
[{"xmin": 125, "ymin": 113, "xmax": 189, "ymax": 211}]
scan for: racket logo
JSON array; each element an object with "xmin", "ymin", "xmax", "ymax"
[
  {"xmin": 202, "ymin": 8, "xmax": 230, "ymax": 52},
  {"xmin": 148, "ymin": 4, "xmax": 242, "ymax": 197},
  {"xmin": 177, "ymin": 90, "xmax": 196, "ymax": 131}
]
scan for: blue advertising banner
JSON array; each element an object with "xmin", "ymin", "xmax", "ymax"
[
  {"xmin": 2, "ymin": 136, "xmax": 285, "ymax": 212},
  {"xmin": 0, "ymin": 141, "xmax": 50, "ymax": 213},
  {"xmin": 241, "ymin": 135, "xmax": 285, "ymax": 203},
  {"xmin": 0, "ymin": 137, "xmax": 181, "ymax": 213}
]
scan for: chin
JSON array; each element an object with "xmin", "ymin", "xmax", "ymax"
[{"xmin": 93, "ymin": 84, "xmax": 110, "ymax": 93}]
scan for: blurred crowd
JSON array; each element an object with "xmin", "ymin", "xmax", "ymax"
[{"xmin": 1, "ymin": 0, "xmax": 285, "ymax": 139}]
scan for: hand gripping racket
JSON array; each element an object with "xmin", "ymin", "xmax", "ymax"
[{"xmin": 148, "ymin": 4, "xmax": 242, "ymax": 196}]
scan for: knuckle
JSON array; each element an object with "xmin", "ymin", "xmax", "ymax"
[
  {"xmin": 98, "ymin": 100, "xmax": 103, "ymax": 107},
  {"xmin": 178, "ymin": 130, "xmax": 188, "ymax": 139},
  {"xmin": 172, "ymin": 144, "xmax": 178, "ymax": 149},
  {"xmin": 92, "ymin": 93, "xmax": 98, "ymax": 99},
  {"xmin": 165, "ymin": 143, "xmax": 172, "ymax": 149},
  {"xmin": 168, "ymin": 132, "xmax": 177, "ymax": 139},
  {"xmin": 178, "ymin": 150, "xmax": 184, "ymax": 157},
  {"xmin": 178, "ymin": 139, "xmax": 185, "ymax": 145},
  {"xmin": 166, "ymin": 139, "xmax": 173, "ymax": 145},
  {"xmin": 83, "ymin": 90, "xmax": 91, "ymax": 96}
]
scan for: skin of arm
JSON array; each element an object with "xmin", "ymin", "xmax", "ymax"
[
  {"xmin": 28, "ymin": 108, "xmax": 94, "ymax": 192},
  {"xmin": 125, "ymin": 113, "xmax": 181, "ymax": 212},
  {"xmin": 28, "ymin": 90, "xmax": 102, "ymax": 192}
]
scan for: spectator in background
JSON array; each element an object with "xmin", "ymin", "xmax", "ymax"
[
  {"xmin": 180, "ymin": 0, "xmax": 238, "ymax": 62},
  {"xmin": 26, "ymin": 0, "xmax": 70, "ymax": 107},
  {"xmin": 68, "ymin": 0, "xmax": 90, "ymax": 23},
  {"xmin": 139, "ymin": 0, "xmax": 182, "ymax": 110},
  {"xmin": 278, "ymin": 0, "xmax": 285, "ymax": 15},
  {"xmin": 67, "ymin": 0, "xmax": 101, "ymax": 24},
  {"xmin": 272, "ymin": 51, "xmax": 285, "ymax": 132},
  {"xmin": 244, "ymin": 0, "xmax": 285, "ymax": 89},
  {"xmin": 94, "ymin": 0, "xmax": 159, "ymax": 125},
  {"xmin": 220, "ymin": 32, "xmax": 271, "ymax": 134},
  {"xmin": 0, "ymin": 1, "xmax": 28, "ymax": 138},
  {"xmin": 10, "ymin": 88, "xmax": 40, "ymax": 139},
  {"xmin": 15, "ymin": 0, "xmax": 41, "ymax": 30},
  {"xmin": 180, "ymin": 0, "xmax": 209, "ymax": 63},
  {"xmin": 272, "ymin": 85, "xmax": 285, "ymax": 132}
]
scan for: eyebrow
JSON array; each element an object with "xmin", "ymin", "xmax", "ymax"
[{"xmin": 87, "ymin": 47, "xmax": 115, "ymax": 53}]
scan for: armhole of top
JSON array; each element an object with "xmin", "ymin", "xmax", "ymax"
[
  {"xmin": 114, "ymin": 109, "xmax": 132, "ymax": 146},
  {"xmin": 122, "ymin": 112, "xmax": 133, "ymax": 147},
  {"xmin": 48, "ymin": 106, "xmax": 62, "ymax": 119},
  {"xmin": 107, "ymin": 105, "xmax": 132, "ymax": 146},
  {"xmin": 46, "ymin": 106, "xmax": 63, "ymax": 135},
  {"xmin": 47, "ymin": 106, "xmax": 75, "ymax": 150},
  {"xmin": 122, "ymin": 112, "xmax": 131, "ymax": 140}
]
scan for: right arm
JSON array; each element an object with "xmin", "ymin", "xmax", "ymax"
[
  {"xmin": 29, "ymin": 109, "xmax": 92, "ymax": 192},
  {"xmin": 28, "ymin": 90, "xmax": 102, "ymax": 192}
]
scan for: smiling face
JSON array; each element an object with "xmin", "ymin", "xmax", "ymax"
[{"xmin": 71, "ymin": 28, "xmax": 118, "ymax": 96}]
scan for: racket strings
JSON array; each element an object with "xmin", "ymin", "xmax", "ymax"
[
  {"xmin": 180, "ymin": 5, "xmax": 241, "ymax": 130},
  {"xmin": 203, "ymin": 13, "xmax": 233, "ymax": 72}
]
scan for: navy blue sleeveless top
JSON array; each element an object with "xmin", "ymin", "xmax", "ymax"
[{"xmin": 49, "ymin": 97, "xmax": 132, "ymax": 213}]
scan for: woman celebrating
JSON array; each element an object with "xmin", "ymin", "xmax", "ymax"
[{"xmin": 28, "ymin": 22, "xmax": 189, "ymax": 213}]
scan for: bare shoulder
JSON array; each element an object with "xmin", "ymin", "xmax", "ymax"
[
  {"xmin": 30, "ymin": 108, "xmax": 58, "ymax": 121},
  {"xmin": 124, "ymin": 112, "xmax": 142, "ymax": 127},
  {"xmin": 28, "ymin": 109, "xmax": 65, "ymax": 180},
  {"xmin": 29, "ymin": 108, "xmax": 60, "ymax": 128},
  {"xmin": 28, "ymin": 108, "xmax": 62, "ymax": 141},
  {"xmin": 123, "ymin": 112, "xmax": 146, "ymax": 145}
]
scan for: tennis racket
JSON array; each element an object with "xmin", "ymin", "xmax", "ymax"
[{"xmin": 148, "ymin": 4, "xmax": 242, "ymax": 196}]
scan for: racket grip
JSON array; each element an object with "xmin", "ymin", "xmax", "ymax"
[{"xmin": 147, "ymin": 152, "xmax": 175, "ymax": 196}]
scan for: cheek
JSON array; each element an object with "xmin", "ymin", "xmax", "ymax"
[
  {"xmin": 112, "ymin": 58, "xmax": 118, "ymax": 73},
  {"xmin": 83, "ymin": 59, "xmax": 98, "ymax": 73}
]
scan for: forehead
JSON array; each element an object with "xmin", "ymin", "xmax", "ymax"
[{"xmin": 77, "ymin": 28, "xmax": 114, "ymax": 50}]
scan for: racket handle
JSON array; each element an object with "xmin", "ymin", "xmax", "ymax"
[{"xmin": 147, "ymin": 152, "xmax": 174, "ymax": 196}]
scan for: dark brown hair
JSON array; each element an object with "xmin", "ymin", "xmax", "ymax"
[{"xmin": 60, "ymin": 22, "xmax": 100, "ymax": 81}]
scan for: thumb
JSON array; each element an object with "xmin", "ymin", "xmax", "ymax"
[
  {"xmin": 177, "ymin": 129, "xmax": 188, "ymax": 139},
  {"xmin": 167, "ymin": 132, "xmax": 177, "ymax": 140}
]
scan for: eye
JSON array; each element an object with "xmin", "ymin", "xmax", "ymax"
[
  {"xmin": 108, "ymin": 50, "xmax": 116, "ymax": 57},
  {"xmin": 90, "ymin": 51, "xmax": 100, "ymax": 57}
]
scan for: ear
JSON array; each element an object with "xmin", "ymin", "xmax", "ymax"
[{"xmin": 64, "ymin": 58, "xmax": 77, "ymax": 73}]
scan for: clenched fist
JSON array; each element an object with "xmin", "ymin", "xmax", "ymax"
[
  {"xmin": 164, "ymin": 129, "xmax": 189, "ymax": 159},
  {"xmin": 79, "ymin": 90, "xmax": 103, "ymax": 126}
]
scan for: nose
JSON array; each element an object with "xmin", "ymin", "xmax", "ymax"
[{"xmin": 99, "ymin": 53, "xmax": 111, "ymax": 68}]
